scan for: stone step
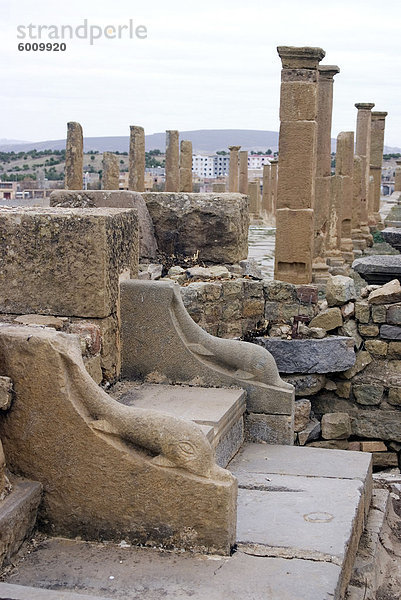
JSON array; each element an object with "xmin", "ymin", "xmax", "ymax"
[
  {"xmin": 228, "ymin": 444, "xmax": 372, "ymax": 599},
  {"xmin": 109, "ymin": 382, "xmax": 246, "ymax": 467},
  {"xmin": 1, "ymin": 444, "xmax": 373, "ymax": 600}
]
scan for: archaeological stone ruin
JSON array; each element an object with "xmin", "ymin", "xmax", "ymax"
[{"xmin": 0, "ymin": 44, "xmax": 400, "ymax": 600}]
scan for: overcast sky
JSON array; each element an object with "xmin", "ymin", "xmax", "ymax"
[{"xmin": 1, "ymin": 0, "xmax": 400, "ymax": 147}]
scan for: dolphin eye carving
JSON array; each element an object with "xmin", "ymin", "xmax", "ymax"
[{"xmin": 175, "ymin": 440, "xmax": 196, "ymax": 457}]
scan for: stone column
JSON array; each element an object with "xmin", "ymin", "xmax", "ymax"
[
  {"xmin": 228, "ymin": 146, "xmax": 241, "ymax": 192},
  {"xmin": 165, "ymin": 130, "xmax": 180, "ymax": 192},
  {"xmin": 313, "ymin": 65, "xmax": 340, "ymax": 282},
  {"xmin": 248, "ymin": 181, "xmax": 261, "ymax": 217},
  {"xmin": 336, "ymin": 132, "xmax": 354, "ymax": 264},
  {"xmin": 239, "ymin": 150, "xmax": 248, "ymax": 195},
  {"xmin": 274, "ymin": 46, "xmax": 325, "ymax": 284},
  {"xmin": 102, "ymin": 152, "xmax": 120, "ymax": 190},
  {"xmin": 65, "ymin": 122, "xmax": 83, "ymax": 189},
  {"xmin": 179, "ymin": 140, "xmax": 193, "ymax": 192},
  {"xmin": 370, "ymin": 111, "xmax": 387, "ymax": 226},
  {"xmin": 262, "ymin": 163, "xmax": 274, "ymax": 224},
  {"xmin": 270, "ymin": 158, "xmax": 278, "ymax": 213},
  {"xmin": 128, "ymin": 126, "xmax": 145, "ymax": 192},
  {"xmin": 355, "ymin": 103, "xmax": 375, "ymax": 244},
  {"xmin": 351, "ymin": 155, "xmax": 366, "ymax": 255},
  {"xmin": 395, "ymin": 160, "xmax": 401, "ymax": 192}
]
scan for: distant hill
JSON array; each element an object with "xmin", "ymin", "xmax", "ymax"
[{"xmin": 1, "ymin": 130, "xmax": 400, "ymax": 155}]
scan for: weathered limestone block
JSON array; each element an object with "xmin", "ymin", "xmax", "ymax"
[
  {"xmin": 180, "ymin": 140, "xmax": 193, "ymax": 193},
  {"xmin": 388, "ymin": 342, "xmax": 401, "ymax": 359},
  {"xmin": 326, "ymin": 275, "xmax": 357, "ymax": 307},
  {"xmin": 282, "ymin": 374, "xmax": 326, "ymax": 397},
  {"xmin": 358, "ymin": 324, "xmax": 379, "ymax": 337},
  {"xmin": 321, "ymin": 413, "xmax": 351, "ymax": 440},
  {"xmin": 355, "ymin": 301, "xmax": 370, "ymax": 323},
  {"xmin": 297, "ymin": 418, "xmax": 321, "ymax": 445},
  {"xmin": 0, "ymin": 207, "xmax": 138, "ymax": 319},
  {"xmin": 372, "ymin": 452, "xmax": 398, "ymax": 468},
  {"xmin": 343, "ymin": 351, "xmax": 372, "ymax": 379},
  {"xmin": 65, "ymin": 121, "xmax": 83, "ymax": 190},
  {"xmin": 0, "ymin": 326, "xmax": 237, "ymax": 554},
  {"xmin": 121, "ymin": 280, "xmax": 294, "ymax": 442},
  {"xmin": 380, "ymin": 325, "xmax": 401, "ymax": 340},
  {"xmin": 309, "ymin": 307, "xmax": 343, "ymax": 331},
  {"xmin": 388, "ymin": 387, "xmax": 401, "ymax": 406},
  {"xmin": 351, "ymin": 411, "xmax": 401, "ymax": 442},
  {"xmin": 257, "ymin": 337, "xmax": 355, "ymax": 373},
  {"xmin": 245, "ymin": 414, "xmax": 293, "ymax": 445},
  {"xmin": 142, "ymin": 193, "xmax": 249, "ymax": 264},
  {"xmin": 371, "ymin": 304, "xmax": 387, "ymax": 323},
  {"xmin": 129, "ymin": 126, "xmax": 145, "ymax": 192},
  {"xmin": 50, "ymin": 189, "xmax": 157, "ymax": 261},
  {"xmin": 102, "ymin": 152, "xmax": 120, "ymax": 190},
  {"xmin": 165, "ymin": 130, "xmax": 180, "ymax": 192},
  {"xmin": 264, "ymin": 280, "xmax": 297, "ymax": 302},
  {"xmin": 364, "ymin": 340, "xmax": 388, "ymax": 357}
]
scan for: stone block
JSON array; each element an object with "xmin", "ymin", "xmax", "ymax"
[
  {"xmin": 388, "ymin": 342, "xmax": 401, "ymax": 359},
  {"xmin": 50, "ymin": 189, "xmax": 156, "ymax": 261},
  {"xmin": 309, "ymin": 307, "xmax": 343, "ymax": 331},
  {"xmin": 276, "ymin": 121, "xmax": 317, "ymax": 210},
  {"xmin": 0, "ymin": 478, "xmax": 42, "ymax": 568},
  {"xmin": 341, "ymin": 302, "xmax": 355, "ymax": 319},
  {"xmin": 297, "ymin": 418, "xmax": 321, "ymax": 445},
  {"xmin": 326, "ymin": 275, "xmax": 357, "ymax": 307},
  {"xmin": 258, "ymin": 337, "xmax": 355, "ymax": 373},
  {"xmin": 386, "ymin": 303, "xmax": 401, "ymax": 325},
  {"xmin": 358, "ymin": 324, "xmax": 380, "ymax": 337},
  {"xmin": 296, "ymin": 285, "xmax": 318, "ymax": 304},
  {"xmin": 360, "ymin": 441, "xmax": 387, "ymax": 453},
  {"xmin": 245, "ymin": 413, "xmax": 293, "ymax": 445},
  {"xmin": 321, "ymin": 412, "xmax": 351, "ymax": 440},
  {"xmin": 0, "ymin": 207, "xmax": 138, "ymax": 319},
  {"xmin": 338, "ymin": 320, "xmax": 363, "ymax": 350},
  {"xmin": 364, "ymin": 340, "xmax": 388, "ymax": 357},
  {"xmin": 352, "ymin": 384, "xmax": 383, "ymax": 406},
  {"xmin": 372, "ymin": 452, "xmax": 399, "ymax": 469},
  {"xmin": 380, "ymin": 325, "xmax": 401, "ymax": 340},
  {"xmin": 282, "ymin": 374, "xmax": 326, "ymax": 397},
  {"xmin": 263, "ymin": 280, "xmax": 297, "ymax": 302},
  {"xmin": 355, "ymin": 301, "xmax": 371, "ymax": 323},
  {"xmin": 0, "ymin": 376, "xmax": 13, "ymax": 410},
  {"xmin": 308, "ymin": 440, "xmax": 349, "ymax": 450},
  {"xmin": 279, "ymin": 81, "xmax": 318, "ymax": 122},
  {"xmin": 388, "ymin": 387, "xmax": 401, "ymax": 406},
  {"xmin": 274, "ymin": 208, "xmax": 314, "ymax": 284},
  {"xmin": 351, "ymin": 411, "xmax": 401, "ymax": 442},
  {"xmin": 353, "ymin": 257, "xmax": 401, "ymax": 286},
  {"xmin": 142, "ymin": 193, "xmax": 249, "ymax": 264},
  {"xmin": 242, "ymin": 298, "xmax": 264, "ymax": 318},
  {"xmin": 371, "ymin": 304, "xmax": 387, "ymax": 323},
  {"xmin": 294, "ymin": 399, "xmax": 312, "ymax": 432},
  {"xmin": 368, "ymin": 279, "xmax": 401, "ymax": 305},
  {"xmin": 14, "ymin": 314, "xmax": 66, "ymax": 330},
  {"xmin": 343, "ymin": 351, "xmax": 372, "ymax": 379},
  {"xmin": 336, "ymin": 381, "xmax": 352, "ymax": 398}
]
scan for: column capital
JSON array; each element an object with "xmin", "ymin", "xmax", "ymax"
[
  {"xmin": 355, "ymin": 103, "xmax": 375, "ymax": 111},
  {"xmin": 318, "ymin": 65, "xmax": 340, "ymax": 79},
  {"xmin": 228, "ymin": 145, "xmax": 241, "ymax": 152},
  {"xmin": 371, "ymin": 111, "xmax": 388, "ymax": 120},
  {"xmin": 277, "ymin": 46, "xmax": 325, "ymax": 69}
]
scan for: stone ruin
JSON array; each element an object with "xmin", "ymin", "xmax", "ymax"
[{"xmin": 0, "ymin": 44, "xmax": 399, "ymax": 600}]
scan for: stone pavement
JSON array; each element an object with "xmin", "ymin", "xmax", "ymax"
[{"xmin": 1, "ymin": 444, "xmax": 372, "ymax": 600}]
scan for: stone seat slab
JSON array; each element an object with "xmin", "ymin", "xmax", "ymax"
[{"xmin": 109, "ymin": 382, "xmax": 246, "ymax": 466}]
